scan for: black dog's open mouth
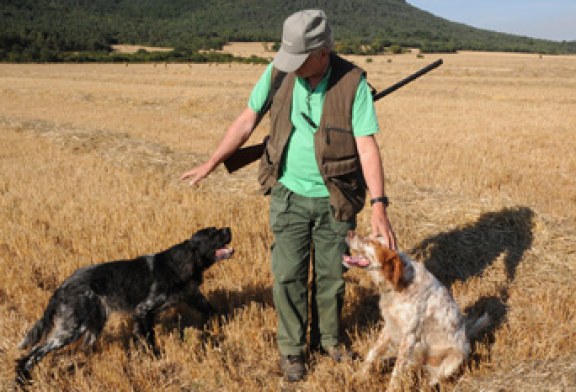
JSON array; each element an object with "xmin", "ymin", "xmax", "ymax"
[
  {"xmin": 215, "ymin": 246, "xmax": 234, "ymax": 260},
  {"xmin": 213, "ymin": 227, "xmax": 234, "ymax": 260}
]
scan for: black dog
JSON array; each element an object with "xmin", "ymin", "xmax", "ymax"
[{"xmin": 16, "ymin": 227, "xmax": 233, "ymax": 385}]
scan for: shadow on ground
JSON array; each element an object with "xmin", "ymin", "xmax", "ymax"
[
  {"xmin": 161, "ymin": 207, "xmax": 534, "ymax": 361},
  {"xmin": 343, "ymin": 207, "xmax": 534, "ymax": 347}
]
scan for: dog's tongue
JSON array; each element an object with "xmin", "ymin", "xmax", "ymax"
[
  {"xmin": 343, "ymin": 254, "xmax": 370, "ymax": 267},
  {"xmin": 215, "ymin": 247, "xmax": 234, "ymax": 259}
]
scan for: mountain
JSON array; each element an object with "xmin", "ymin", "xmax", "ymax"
[{"xmin": 1, "ymin": 0, "xmax": 574, "ymax": 62}]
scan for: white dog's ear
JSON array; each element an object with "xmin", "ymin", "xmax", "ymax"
[{"xmin": 375, "ymin": 245, "xmax": 406, "ymax": 291}]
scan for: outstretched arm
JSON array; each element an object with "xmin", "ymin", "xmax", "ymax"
[{"xmin": 180, "ymin": 107, "xmax": 258, "ymax": 186}]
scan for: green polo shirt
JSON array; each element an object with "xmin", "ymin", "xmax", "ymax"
[{"xmin": 248, "ymin": 62, "xmax": 379, "ymax": 197}]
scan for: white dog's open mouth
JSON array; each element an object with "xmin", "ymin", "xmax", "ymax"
[
  {"xmin": 215, "ymin": 247, "xmax": 234, "ymax": 260},
  {"xmin": 342, "ymin": 254, "xmax": 370, "ymax": 268}
]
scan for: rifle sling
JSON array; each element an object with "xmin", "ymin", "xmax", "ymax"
[{"xmin": 253, "ymin": 70, "xmax": 287, "ymax": 130}]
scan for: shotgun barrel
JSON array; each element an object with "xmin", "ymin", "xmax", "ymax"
[{"xmin": 372, "ymin": 59, "xmax": 443, "ymax": 101}]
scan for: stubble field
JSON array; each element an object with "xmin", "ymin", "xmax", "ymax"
[{"xmin": 1, "ymin": 44, "xmax": 575, "ymax": 391}]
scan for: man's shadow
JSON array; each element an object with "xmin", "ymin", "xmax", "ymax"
[
  {"xmin": 343, "ymin": 206, "xmax": 535, "ymax": 347},
  {"xmin": 410, "ymin": 206, "xmax": 534, "ymax": 286}
]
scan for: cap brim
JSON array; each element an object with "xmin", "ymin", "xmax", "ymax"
[{"xmin": 272, "ymin": 47, "xmax": 309, "ymax": 73}]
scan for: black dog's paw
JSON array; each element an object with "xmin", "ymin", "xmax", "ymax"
[{"xmin": 14, "ymin": 363, "xmax": 32, "ymax": 388}]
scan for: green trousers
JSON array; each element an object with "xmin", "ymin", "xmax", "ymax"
[{"xmin": 269, "ymin": 183, "xmax": 355, "ymax": 356}]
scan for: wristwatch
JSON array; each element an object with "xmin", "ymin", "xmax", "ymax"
[{"xmin": 370, "ymin": 196, "xmax": 389, "ymax": 207}]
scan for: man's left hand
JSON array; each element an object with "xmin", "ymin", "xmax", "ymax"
[{"xmin": 370, "ymin": 203, "xmax": 397, "ymax": 250}]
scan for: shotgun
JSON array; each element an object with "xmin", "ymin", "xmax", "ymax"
[{"xmin": 223, "ymin": 58, "xmax": 443, "ymax": 173}]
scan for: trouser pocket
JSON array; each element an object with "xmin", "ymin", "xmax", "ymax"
[{"xmin": 269, "ymin": 183, "xmax": 292, "ymax": 233}]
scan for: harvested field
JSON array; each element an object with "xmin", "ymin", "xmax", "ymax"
[{"xmin": 1, "ymin": 45, "xmax": 575, "ymax": 391}]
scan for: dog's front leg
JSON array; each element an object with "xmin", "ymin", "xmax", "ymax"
[
  {"xmin": 387, "ymin": 333, "xmax": 416, "ymax": 392},
  {"xmin": 361, "ymin": 325, "xmax": 391, "ymax": 376},
  {"xmin": 134, "ymin": 312, "xmax": 160, "ymax": 357},
  {"xmin": 186, "ymin": 287, "xmax": 216, "ymax": 319},
  {"xmin": 134, "ymin": 292, "xmax": 167, "ymax": 357}
]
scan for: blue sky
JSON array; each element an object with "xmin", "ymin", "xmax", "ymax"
[{"xmin": 407, "ymin": 1, "xmax": 576, "ymax": 41}]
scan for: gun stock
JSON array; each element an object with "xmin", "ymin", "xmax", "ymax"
[
  {"xmin": 223, "ymin": 139, "xmax": 266, "ymax": 174},
  {"xmin": 224, "ymin": 59, "xmax": 443, "ymax": 174}
]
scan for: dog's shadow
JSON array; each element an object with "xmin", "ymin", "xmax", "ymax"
[
  {"xmin": 343, "ymin": 206, "xmax": 534, "ymax": 346},
  {"xmin": 209, "ymin": 282, "xmax": 275, "ymax": 318},
  {"xmin": 158, "ymin": 283, "xmax": 274, "ymax": 342}
]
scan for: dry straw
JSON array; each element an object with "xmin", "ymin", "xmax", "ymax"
[{"xmin": 1, "ymin": 47, "xmax": 575, "ymax": 390}]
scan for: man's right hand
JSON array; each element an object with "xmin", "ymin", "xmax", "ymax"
[
  {"xmin": 180, "ymin": 107, "xmax": 259, "ymax": 187},
  {"xmin": 180, "ymin": 161, "xmax": 216, "ymax": 186}
]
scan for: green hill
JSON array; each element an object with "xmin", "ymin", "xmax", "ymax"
[{"xmin": 1, "ymin": 0, "xmax": 574, "ymax": 62}]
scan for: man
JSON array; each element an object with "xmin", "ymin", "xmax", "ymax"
[{"xmin": 181, "ymin": 9, "xmax": 396, "ymax": 382}]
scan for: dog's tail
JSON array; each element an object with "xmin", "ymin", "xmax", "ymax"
[
  {"xmin": 465, "ymin": 312, "xmax": 490, "ymax": 341},
  {"xmin": 18, "ymin": 294, "xmax": 58, "ymax": 350}
]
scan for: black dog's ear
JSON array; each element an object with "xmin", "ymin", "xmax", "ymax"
[
  {"xmin": 187, "ymin": 228, "xmax": 218, "ymax": 259},
  {"xmin": 190, "ymin": 227, "xmax": 217, "ymax": 242}
]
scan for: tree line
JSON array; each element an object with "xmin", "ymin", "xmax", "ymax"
[{"xmin": 1, "ymin": 0, "xmax": 574, "ymax": 63}]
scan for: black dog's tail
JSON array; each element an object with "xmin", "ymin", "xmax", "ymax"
[{"xmin": 18, "ymin": 295, "xmax": 58, "ymax": 350}]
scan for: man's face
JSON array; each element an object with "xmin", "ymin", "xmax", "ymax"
[{"xmin": 295, "ymin": 49, "xmax": 329, "ymax": 79}]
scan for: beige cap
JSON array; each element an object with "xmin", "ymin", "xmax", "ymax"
[{"xmin": 273, "ymin": 9, "xmax": 333, "ymax": 73}]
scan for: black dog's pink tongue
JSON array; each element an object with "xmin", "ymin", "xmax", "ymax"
[
  {"xmin": 215, "ymin": 247, "xmax": 234, "ymax": 259},
  {"xmin": 343, "ymin": 255, "xmax": 370, "ymax": 267}
]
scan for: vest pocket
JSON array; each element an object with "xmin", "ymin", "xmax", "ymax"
[
  {"xmin": 323, "ymin": 126, "xmax": 357, "ymax": 159},
  {"xmin": 323, "ymin": 157, "xmax": 366, "ymax": 220}
]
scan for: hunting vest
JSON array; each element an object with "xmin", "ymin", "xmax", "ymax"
[{"xmin": 258, "ymin": 53, "xmax": 367, "ymax": 221}]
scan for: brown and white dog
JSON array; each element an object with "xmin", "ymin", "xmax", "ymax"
[{"xmin": 343, "ymin": 232, "xmax": 489, "ymax": 388}]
